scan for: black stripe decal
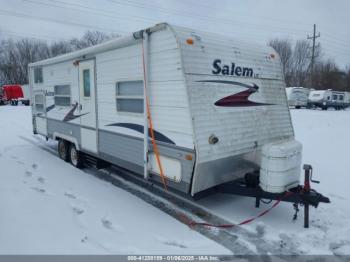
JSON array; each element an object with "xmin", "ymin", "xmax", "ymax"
[
  {"xmin": 63, "ymin": 102, "xmax": 89, "ymax": 122},
  {"xmin": 46, "ymin": 104, "xmax": 55, "ymax": 112},
  {"xmin": 106, "ymin": 123, "xmax": 175, "ymax": 145}
]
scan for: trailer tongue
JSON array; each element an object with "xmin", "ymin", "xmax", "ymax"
[{"xmin": 194, "ymin": 164, "xmax": 330, "ymax": 228}]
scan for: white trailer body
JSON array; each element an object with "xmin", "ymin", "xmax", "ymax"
[
  {"xmin": 286, "ymin": 87, "xmax": 310, "ymax": 108},
  {"xmin": 308, "ymin": 89, "xmax": 349, "ymax": 110},
  {"xmin": 345, "ymin": 92, "xmax": 350, "ymax": 104},
  {"xmin": 29, "ymin": 23, "xmax": 300, "ymax": 195}
]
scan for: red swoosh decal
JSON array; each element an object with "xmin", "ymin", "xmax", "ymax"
[{"xmin": 197, "ymin": 80, "xmax": 272, "ymax": 107}]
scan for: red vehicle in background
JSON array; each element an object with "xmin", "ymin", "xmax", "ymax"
[{"xmin": 0, "ymin": 84, "xmax": 30, "ymax": 106}]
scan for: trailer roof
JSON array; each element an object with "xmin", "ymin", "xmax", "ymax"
[
  {"xmin": 29, "ymin": 22, "xmax": 274, "ymax": 69},
  {"xmin": 29, "ymin": 23, "xmax": 167, "ymax": 67}
]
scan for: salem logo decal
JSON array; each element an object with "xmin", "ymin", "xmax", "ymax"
[
  {"xmin": 212, "ymin": 59, "xmax": 256, "ymax": 77},
  {"xmin": 197, "ymin": 80, "xmax": 272, "ymax": 107}
]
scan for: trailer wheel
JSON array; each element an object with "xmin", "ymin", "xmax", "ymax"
[
  {"xmin": 58, "ymin": 139, "xmax": 69, "ymax": 162},
  {"xmin": 69, "ymin": 144, "xmax": 83, "ymax": 168}
]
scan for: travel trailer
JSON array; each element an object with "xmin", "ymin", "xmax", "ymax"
[
  {"xmin": 285, "ymin": 87, "xmax": 310, "ymax": 108},
  {"xmin": 345, "ymin": 92, "xmax": 350, "ymax": 105},
  {"xmin": 308, "ymin": 89, "xmax": 349, "ymax": 110},
  {"xmin": 29, "ymin": 23, "xmax": 303, "ymax": 197}
]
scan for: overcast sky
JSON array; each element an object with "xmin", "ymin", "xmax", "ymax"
[{"xmin": 0, "ymin": 0, "xmax": 349, "ymax": 69}]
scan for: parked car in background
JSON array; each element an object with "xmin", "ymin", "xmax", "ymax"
[
  {"xmin": 286, "ymin": 87, "xmax": 310, "ymax": 108},
  {"xmin": 0, "ymin": 84, "xmax": 30, "ymax": 106},
  {"xmin": 308, "ymin": 89, "xmax": 350, "ymax": 110}
]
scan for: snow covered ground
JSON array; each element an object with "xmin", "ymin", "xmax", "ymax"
[
  {"xmin": 0, "ymin": 106, "xmax": 229, "ymax": 255},
  {"xmin": 0, "ymin": 105, "xmax": 349, "ymax": 255},
  {"xmin": 199, "ymin": 108, "xmax": 350, "ymax": 255}
]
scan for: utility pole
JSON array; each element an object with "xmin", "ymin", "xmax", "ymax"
[{"xmin": 307, "ymin": 24, "xmax": 320, "ymax": 87}]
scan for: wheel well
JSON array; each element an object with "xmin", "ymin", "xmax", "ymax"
[{"xmin": 53, "ymin": 133, "xmax": 79, "ymax": 150}]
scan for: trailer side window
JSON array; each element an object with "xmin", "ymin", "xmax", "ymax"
[
  {"xmin": 34, "ymin": 94, "xmax": 44, "ymax": 112},
  {"xmin": 333, "ymin": 95, "xmax": 338, "ymax": 100},
  {"xmin": 116, "ymin": 81, "xmax": 143, "ymax": 114},
  {"xmin": 54, "ymin": 85, "xmax": 71, "ymax": 106},
  {"xmin": 34, "ymin": 67, "xmax": 43, "ymax": 84},
  {"xmin": 339, "ymin": 95, "xmax": 344, "ymax": 100}
]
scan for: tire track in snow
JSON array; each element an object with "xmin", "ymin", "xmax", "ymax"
[
  {"xmin": 18, "ymin": 135, "xmax": 303, "ymax": 256},
  {"xmin": 87, "ymin": 167, "xmax": 301, "ymax": 256}
]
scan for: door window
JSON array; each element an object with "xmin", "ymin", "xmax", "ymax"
[{"xmin": 83, "ymin": 69, "xmax": 91, "ymax": 97}]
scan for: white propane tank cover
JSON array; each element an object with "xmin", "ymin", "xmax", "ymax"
[{"xmin": 259, "ymin": 140, "xmax": 302, "ymax": 193}]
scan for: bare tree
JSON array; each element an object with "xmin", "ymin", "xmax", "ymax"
[
  {"xmin": 313, "ymin": 60, "xmax": 347, "ymax": 91},
  {"xmin": 0, "ymin": 30, "xmax": 119, "ymax": 85},
  {"xmin": 70, "ymin": 30, "xmax": 119, "ymax": 50},
  {"xmin": 290, "ymin": 40, "xmax": 311, "ymax": 87},
  {"xmin": 345, "ymin": 65, "xmax": 350, "ymax": 91},
  {"xmin": 268, "ymin": 38, "xmax": 293, "ymax": 84},
  {"xmin": 50, "ymin": 41, "xmax": 73, "ymax": 57},
  {"xmin": 0, "ymin": 38, "xmax": 51, "ymax": 84}
]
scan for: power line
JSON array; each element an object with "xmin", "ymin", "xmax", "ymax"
[
  {"xmin": 20, "ymin": 0, "xmax": 350, "ymax": 51},
  {"xmin": 0, "ymin": 28, "xmax": 71, "ymax": 41},
  {"xmin": 27, "ymin": 0, "xmax": 312, "ymax": 37},
  {"xmin": 0, "ymin": 9, "xmax": 123, "ymax": 34},
  {"xmin": 24, "ymin": 0, "xmax": 310, "ymax": 45},
  {"xmin": 107, "ymin": 0, "xmax": 311, "ymax": 35},
  {"xmin": 2, "ymin": 0, "xmax": 350, "ymax": 63},
  {"xmin": 23, "ymin": 0, "xmax": 153, "ymax": 29}
]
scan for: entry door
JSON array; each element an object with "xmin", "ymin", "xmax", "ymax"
[{"xmin": 79, "ymin": 60, "xmax": 97, "ymax": 153}]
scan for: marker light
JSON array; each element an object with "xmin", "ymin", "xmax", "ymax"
[
  {"xmin": 185, "ymin": 154, "xmax": 193, "ymax": 161},
  {"xmin": 186, "ymin": 38, "xmax": 194, "ymax": 45}
]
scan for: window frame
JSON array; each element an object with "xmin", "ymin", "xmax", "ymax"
[
  {"xmin": 34, "ymin": 93, "xmax": 45, "ymax": 113},
  {"xmin": 54, "ymin": 84, "xmax": 71, "ymax": 107},
  {"xmin": 115, "ymin": 80, "xmax": 144, "ymax": 115},
  {"xmin": 34, "ymin": 67, "xmax": 43, "ymax": 84}
]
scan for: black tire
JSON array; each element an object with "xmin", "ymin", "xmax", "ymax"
[
  {"xmin": 69, "ymin": 144, "xmax": 83, "ymax": 168},
  {"xmin": 58, "ymin": 139, "xmax": 69, "ymax": 162}
]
